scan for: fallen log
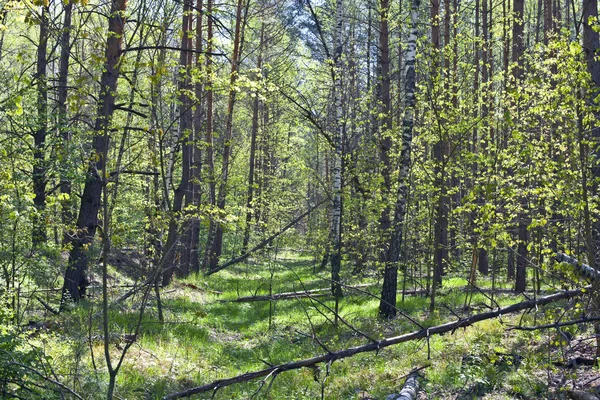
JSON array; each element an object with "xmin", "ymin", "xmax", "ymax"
[
  {"xmin": 222, "ymin": 286, "xmax": 543, "ymax": 303},
  {"xmin": 163, "ymin": 287, "xmax": 586, "ymax": 399},
  {"xmin": 386, "ymin": 372, "xmax": 420, "ymax": 400},
  {"xmin": 222, "ymin": 284, "xmax": 373, "ymax": 303},
  {"xmin": 556, "ymin": 252, "xmax": 600, "ymax": 281},
  {"xmin": 206, "ymin": 200, "xmax": 325, "ymax": 276}
]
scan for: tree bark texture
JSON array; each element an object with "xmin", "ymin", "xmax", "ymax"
[
  {"xmin": 58, "ymin": 0, "xmax": 74, "ymax": 230},
  {"xmin": 205, "ymin": 0, "xmax": 245, "ymax": 271},
  {"xmin": 62, "ymin": 0, "xmax": 127, "ymax": 304},
  {"xmin": 379, "ymin": 0, "xmax": 420, "ymax": 318},
  {"xmin": 32, "ymin": 5, "xmax": 49, "ymax": 246},
  {"xmin": 330, "ymin": 0, "xmax": 344, "ymax": 299},
  {"xmin": 162, "ymin": 0, "xmax": 194, "ymax": 285}
]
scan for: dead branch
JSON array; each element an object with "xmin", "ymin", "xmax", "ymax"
[
  {"xmin": 206, "ymin": 200, "xmax": 326, "ymax": 276},
  {"xmin": 163, "ymin": 287, "xmax": 586, "ymax": 399},
  {"xmin": 34, "ymin": 295, "xmax": 59, "ymax": 315}
]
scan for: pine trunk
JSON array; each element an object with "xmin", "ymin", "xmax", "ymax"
[
  {"xmin": 205, "ymin": 0, "xmax": 245, "ymax": 271},
  {"xmin": 162, "ymin": 0, "xmax": 194, "ymax": 285}
]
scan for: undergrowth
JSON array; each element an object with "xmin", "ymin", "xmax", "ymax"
[{"xmin": 15, "ymin": 252, "xmax": 599, "ymax": 399}]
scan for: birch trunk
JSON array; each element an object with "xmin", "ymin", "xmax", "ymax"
[
  {"xmin": 379, "ymin": 0, "xmax": 420, "ymax": 318},
  {"xmin": 330, "ymin": 0, "xmax": 344, "ymax": 299}
]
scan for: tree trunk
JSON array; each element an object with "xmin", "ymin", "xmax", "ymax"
[
  {"xmin": 61, "ymin": 0, "xmax": 127, "ymax": 304},
  {"xmin": 543, "ymin": 0, "xmax": 552, "ymax": 44},
  {"xmin": 205, "ymin": 0, "xmax": 246, "ymax": 271},
  {"xmin": 379, "ymin": 0, "xmax": 420, "ymax": 318},
  {"xmin": 378, "ymin": 0, "xmax": 393, "ymax": 254},
  {"xmin": 512, "ymin": 0, "xmax": 525, "ymax": 80},
  {"xmin": 181, "ymin": 0, "xmax": 204, "ymax": 275},
  {"xmin": 583, "ymin": 0, "xmax": 600, "ymax": 356},
  {"xmin": 32, "ymin": 5, "xmax": 49, "ymax": 246},
  {"xmin": 242, "ymin": 23, "xmax": 265, "ymax": 254},
  {"xmin": 507, "ymin": 245, "xmax": 515, "ymax": 279},
  {"xmin": 201, "ymin": 0, "xmax": 216, "ymax": 271},
  {"xmin": 515, "ymin": 216, "xmax": 529, "ymax": 292},
  {"xmin": 58, "ymin": 0, "xmax": 74, "ymax": 232},
  {"xmin": 431, "ymin": 0, "xmax": 446, "ymax": 289},
  {"xmin": 512, "ymin": 0, "xmax": 527, "ymax": 293},
  {"xmin": 187, "ymin": 0, "xmax": 204, "ymax": 274},
  {"xmin": 162, "ymin": 0, "xmax": 194, "ymax": 285},
  {"xmin": 330, "ymin": 0, "xmax": 344, "ymax": 300}
]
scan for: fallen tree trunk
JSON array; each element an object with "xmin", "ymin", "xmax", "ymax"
[
  {"xmin": 387, "ymin": 373, "xmax": 420, "ymax": 400},
  {"xmin": 222, "ymin": 284, "xmax": 373, "ymax": 302},
  {"xmin": 556, "ymin": 252, "xmax": 600, "ymax": 281},
  {"xmin": 223, "ymin": 286, "xmax": 544, "ymax": 303},
  {"xmin": 163, "ymin": 287, "xmax": 585, "ymax": 399},
  {"xmin": 206, "ymin": 200, "xmax": 325, "ymax": 276}
]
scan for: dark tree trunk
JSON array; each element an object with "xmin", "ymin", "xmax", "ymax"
[
  {"xmin": 507, "ymin": 246, "xmax": 515, "ymax": 279},
  {"xmin": 201, "ymin": 0, "xmax": 216, "ymax": 271},
  {"xmin": 58, "ymin": 0, "xmax": 74, "ymax": 232},
  {"xmin": 431, "ymin": 0, "xmax": 446, "ymax": 289},
  {"xmin": 32, "ymin": 5, "xmax": 49, "ymax": 246},
  {"xmin": 513, "ymin": 0, "xmax": 527, "ymax": 293},
  {"xmin": 205, "ymin": 0, "xmax": 246, "ymax": 271},
  {"xmin": 187, "ymin": 0, "xmax": 204, "ymax": 274},
  {"xmin": 62, "ymin": 0, "xmax": 127, "ymax": 304},
  {"xmin": 242, "ymin": 23, "xmax": 265, "ymax": 254},
  {"xmin": 543, "ymin": 0, "xmax": 552, "ymax": 43},
  {"xmin": 515, "ymin": 216, "xmax": 529, "ymax": 292},
  {"xmin": 478, "ymin": 248, "xmax": 489, "ymax": 275},
  {"xmin": 181, "ymin": 0, "xmax": 204, "ymax": 276},
  {"xmin": 583, "ymin": 0, "xmax": 600, "ymax": 356},
  {"xmin": 378, "ymin": 0, "xmax": 393, "ymax": 255},
  {"xmin": 162, "ymin": 0, "xmax": 194, "ymax": 285},
  {"xmin": 512, "ymin": 0, "xmax": 525, "ymax": 79}
]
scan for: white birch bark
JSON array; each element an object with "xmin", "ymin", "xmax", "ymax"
[
  {"xmin": 330, "ymin": 0, "xmax": 344, "ymax": 298},
  {"xmin": 379, "ymin": 0, "xmax": 420, "ymax": 317}
]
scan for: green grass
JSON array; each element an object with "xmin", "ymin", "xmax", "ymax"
[{"xmin": 29, "ymin": 255, "xmax": 593, "ymax": 399}]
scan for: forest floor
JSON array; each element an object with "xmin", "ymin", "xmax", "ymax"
[{"xmin": 26, "ymin": 251, "xmax": 600, "ymax": 399}]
